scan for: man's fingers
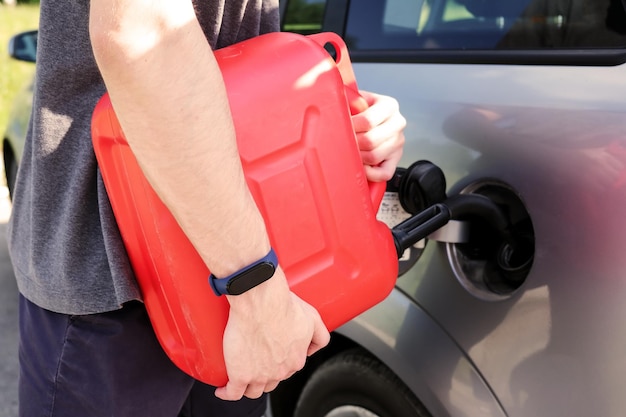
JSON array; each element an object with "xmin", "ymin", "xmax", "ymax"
[
  {"xmin": 264, "ymin": 381, "xmax": 280, "ymax": 393},
  {"xmin": 216, "ymin": 378, "xmax": 288, "ymax": 401},
  {"xmin": 364, "ymin": 155, "xmax": 403, "ymax": 182},
  {"xmin": 244, "ymin": 383, "xmax": 269, "ymax": 399},
  {"xmin": 307, "ymin": 313, "xmax": 330, "ymax": 356},
  {"xmin": 214, "ymin": 381, "xmax": 247, "ymax": 401},
  {"xmin": 351, "ymin": 93, "xmax": 400, "ymax": 133}
]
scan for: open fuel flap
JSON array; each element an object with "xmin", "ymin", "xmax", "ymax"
[{"xmin": 384, "ymin": 161, "xmax": 535, "ymax": 299}]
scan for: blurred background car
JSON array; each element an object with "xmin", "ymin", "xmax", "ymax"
[
  {"xmin": 3, "ymin": 29, "xmax": 35, "ymax": 199},
  {"xmin": 5, "ymin": 0, "xmax": 626, "ymax": 416}
]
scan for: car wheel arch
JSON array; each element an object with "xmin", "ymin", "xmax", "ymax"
[{"xmin": 271, "ymin": 288, "xmax": 507, "ymax": 417}]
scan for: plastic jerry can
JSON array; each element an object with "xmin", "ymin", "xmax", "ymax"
[{"xmin": 91, "ymin": 32, "xmax": 399, "ymax": 386}]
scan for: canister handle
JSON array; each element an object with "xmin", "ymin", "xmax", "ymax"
[{"xmin": 308, "ymin": 32, "xmax": 386, "ymax": 211}]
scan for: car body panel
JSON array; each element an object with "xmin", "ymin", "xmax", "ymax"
[
  {"xmin": 349, "ymin": 60, "xmax": 626, "ymax": 416},
  {"xmin": 338, "ymin": 288, "xmax": 507, "ymax": 417}
]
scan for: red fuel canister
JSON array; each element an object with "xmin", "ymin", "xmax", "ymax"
[{"xmin": 91, "ymin": 32, "xmax": 398, "ymax": 386}]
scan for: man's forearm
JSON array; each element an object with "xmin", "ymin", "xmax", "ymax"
[{"xmin": 89, "ymin": 0, "xmax": 271, "ymax": 277}]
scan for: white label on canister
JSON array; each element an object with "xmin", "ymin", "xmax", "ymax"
[{"xmin": 376, "ymin": 192, "xmax": 425, "ymax": 260}]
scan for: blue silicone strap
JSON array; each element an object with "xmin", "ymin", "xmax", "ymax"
[{"xmin": 209, "ymin": 248, "xmax": 278, "ymax": 296}]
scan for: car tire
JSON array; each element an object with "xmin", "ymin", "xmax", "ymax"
[
  {"xmin": 294, "ymin": 348, "xmax": 431, "ymax": 417},
  {"xmin": 4, "ymin": 153, "xmax": 18, "ymax": 201}
]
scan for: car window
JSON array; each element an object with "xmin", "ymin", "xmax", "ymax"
[
  {"xmin": 282, "ymin": 0, "xmax": 626, "ymax": 51},
  {"xmin": 345, "ymin": 0, "xmax": 626, "ymax": 50}
]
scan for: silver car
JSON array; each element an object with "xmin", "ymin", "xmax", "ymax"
[
  {"xmin": 5, "ymin": 1, "xmax": 626, "ymax": 416},
  {"xmin": 271, "ymin": 1, "xmax": 626, "ymax": 417}
]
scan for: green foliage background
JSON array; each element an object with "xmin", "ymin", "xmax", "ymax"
[
  {"xmin": 283, "ymin": 0, "xmax": 325, "ymax": 33},
  {"xmin": 0, "ymin": 4, "xmax": 40, "ymax": 143}
]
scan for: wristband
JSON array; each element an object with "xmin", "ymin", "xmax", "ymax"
[{"xmin": 209, "ymin": 248, "xmax": 278, "ymax": 296}]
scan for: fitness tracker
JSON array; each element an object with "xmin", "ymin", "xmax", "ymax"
[{"xmin": 209, "ymin": 248, "xmax": 278, "ymax": 296}]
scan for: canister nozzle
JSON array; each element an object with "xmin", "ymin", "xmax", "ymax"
[
  {"xmin": 391, "ymin": 204, "xmax": 450, "ymax": 258},
  {"xmin": 389, "ymin": 161, "xmax": 512, "ymax": 259}
]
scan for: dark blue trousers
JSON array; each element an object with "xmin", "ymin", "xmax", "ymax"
[{"xmin": 18, "ymin": 295, "xmax": 266, "ymax": 417}]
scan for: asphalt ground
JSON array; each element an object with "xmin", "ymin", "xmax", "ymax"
[{"xmin": 0, "ymin": 185, "xmax": 18, "ymax": 417}]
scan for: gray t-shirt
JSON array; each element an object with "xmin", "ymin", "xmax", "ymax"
[{"xmin": 8, "ymin": 0, "xmax": 279, "ymax": 315}]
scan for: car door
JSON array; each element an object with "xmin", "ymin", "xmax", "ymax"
[{"xmin": 279, "ymin": 1, "xmax": 626, "ymax": 416}]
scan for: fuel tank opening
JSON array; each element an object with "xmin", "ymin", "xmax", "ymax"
[{"xmin": 447, "ymin": 180, "xmax": 535, "ymax": 301}]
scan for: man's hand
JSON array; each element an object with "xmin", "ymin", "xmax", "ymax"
[
  {"xmin": 215, "ymin": 271, "xmax": 330, "ymax": 401},
  {"xmin": 352, "ymin": 91, "xmax": 406, "ymax": 182}
]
